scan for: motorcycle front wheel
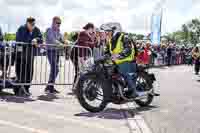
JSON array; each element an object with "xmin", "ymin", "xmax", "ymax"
[{"xmin": 76, "ymin": 73, "xmax": 108, "ymax": 113}]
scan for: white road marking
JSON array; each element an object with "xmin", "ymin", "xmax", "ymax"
[
  {"xmin": 121, "ymin": 104, "xmax": 153, "ymax": 133},
  {"xmin": 0, "ymin": 103, "xmax": 116, "ymax": 133},
  {"xmin": 0, "ymin": 119, "xmax": 49, "ymax": 133}
]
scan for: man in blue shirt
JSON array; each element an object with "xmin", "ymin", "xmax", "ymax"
[{"xmin": 15, "ymin": 17, "xmax": 43, "ymax": 96}]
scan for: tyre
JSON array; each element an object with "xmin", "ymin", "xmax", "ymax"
[
  {"xmin": 76, "ymin": 73, "xmax": 108, "ymax": 113},
  {"xmin": 135, "ymin": 72, "xmax": 154, "ymax": 107}
]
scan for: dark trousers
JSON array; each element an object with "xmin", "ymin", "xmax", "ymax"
[
  {"xmin": 70, "ymin": 47, "xmax": 79, "ymax": 86},
  {"xmin": 117, "ymin": 62, "xmax": 137, "ymax": 90},
  {"xmin": 167, "ymin": 55, "xmax": 172, "ymax": 66},
  {"xmin": 70, "ymin": 54, "xmax": 79, "ymax": 85},
  {"xmin": 194, "ymin": 60, "xmax": 200, "ymax": 74},
  {"xmin": 15, "ymin": 53, "xmax": 34, "ymax": 90},
  {"xmin": 47, "ymin": 50, "xmax": 60, "ymax": 84}
]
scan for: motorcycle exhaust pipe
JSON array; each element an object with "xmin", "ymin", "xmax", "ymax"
[{"xmin": 150, "ymin": 93, "xmax": 160, "ymax": 97}]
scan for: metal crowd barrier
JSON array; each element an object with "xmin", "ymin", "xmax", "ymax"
[{"xmin": 0, "ymin": 41, "xmax": 93, "ymax": 89}]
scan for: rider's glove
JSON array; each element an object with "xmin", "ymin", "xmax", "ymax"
[{"xmin": 111, "ymin": 54, "xmax": 120, "ymax": 60}]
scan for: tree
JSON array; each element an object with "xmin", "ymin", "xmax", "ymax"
[
  {"xmin": 4, "ymin": 33, "xmax": 16, "ymax": 41},
  {"xmin": 163, "ymin": 33, "xmax": 175, "ymax": 42},
  {"xmin": 181, "ymin": 24, "xmax": 190, "ymax": 44},
  {"xmin": 187, "ymin": 19, "xmax": 200, "ymax": 44},
  {"xmin": 128, "ymin": 33, "xmax": 137, "ymax": 40},
  {"xmin": 163, "ymin": 18, "xmax": 200, "ymax": 46},
  {"xmin": 136, "ymin": 34, "xmax": 144, "ymax": 40}
]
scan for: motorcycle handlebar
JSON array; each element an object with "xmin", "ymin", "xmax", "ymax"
[{"xmin": 94, "ymin": 54, "xmax": 111, "ymax": 64}]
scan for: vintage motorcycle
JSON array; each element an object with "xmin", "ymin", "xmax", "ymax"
[{"xmin": 75, "ymin": 55, "xmax": 159, "ymax": 113}]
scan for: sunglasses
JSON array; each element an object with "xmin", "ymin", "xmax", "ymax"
[
  {"xmin": 56, "ymin": 22, "xmax": 61, "ymax": 25},
  {"xmin": 27, "ymin": 21, "xmax": 35, "ymax": 26}
]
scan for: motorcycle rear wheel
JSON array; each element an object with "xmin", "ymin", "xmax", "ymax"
[{"xmin": 135, "ymin": 72, "xmax": 154, "ymax": 107}]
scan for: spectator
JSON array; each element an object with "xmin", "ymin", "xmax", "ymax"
[
  {"xmin": 156, "ymin": 46, "xmax": 163, "ymax": 65},
  {"xmin": 69, "ymin": 32, "xmax": 79, "ymax": 93},
  {"xmin": 77, "ymin": 23, "xmax": 96, "ymax": 55},
  {"xmin": 180, "ymin": 46, "xmax": 186, "ymax": 64},
  {"xmin": 71, "ymin": 32, "xmax": 79, "ymax": 42},
  {"xmin": 185, "ymin": 48, "xmax": 193, "ymax": 65},
  {"xmin": 171, "ymin": 44, "xmax": 176, "ymax": 65},
  {"xmin": 77, "ymin": 23, "xmax": 96, "ymax": 65},
  {"xmin": 137, "ymin": 42, "xmax": 151, "ymax": 65},
  {"xmin": 167, "ymin": 44, "xmax": 172, "ymax": 66},
  {"xmin": 71, "ymin": 23, "xmax": 96, "ymax": 92},
  {"xmin": 93, "ymin": 29, "xmax": 105, "ymax": 59},
  {"xmin": 175, "ymin": 48, "xmax": 180, "ymax": 65},
  {"xmin": 15, "ymin": 17, "xmax": 43, "ymax": 96},
  {"xmin": 192, "ymin": 46, "xmax": 200, "ymax": 75},
  {"xmin": 99, "ymin": 30, "xmax": 107, "ymax": 55},
  {"xmin": 69, "ymin": 32, "xmax": 79, "ymax": 62},
  {"xmin": 151, "ymin": 45, "xmax": 158, "ymax": 66},
  {"xmin": 160, "ymin": 44, "xmax": 166, "ymax": 65},
  {"xmin": 45, "ymin": 16, "xmax": 65, "ymax": 94}
]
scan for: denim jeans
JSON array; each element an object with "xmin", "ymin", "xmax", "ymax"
[
  {"xmin": 117, "ymin": 62, "xmax": 137, "ymax": 90},
  {"xmin": 47, "ymin": 49, "xmax": 60, "ymax": 84}
]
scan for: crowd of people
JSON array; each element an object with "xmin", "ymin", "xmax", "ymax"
[
  {"xmin": 0, "ymin": 16, "xmax": 200, "ymax": 97},
  {"xmin": 130, "ymin": 41, "xmax": 200, "ymax": 74},
  {"xmin": 136, "ymin": 43, "xmax": 194, "ymax": 66}
]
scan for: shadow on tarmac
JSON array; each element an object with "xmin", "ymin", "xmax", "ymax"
[
  {"xmin": 74, "ymin": 105, "xmax": 158, "ymax": 119},
  {"xmin": 38, "ymin": 94, "xmax": 60, "ymax": 102},
  {"xmin": 0, "ymin": 91, "xmax": 35, "ymax": 103},
  {"xmin": 134, "ymin": 105, "xmax": 159, "ymax": 113}
]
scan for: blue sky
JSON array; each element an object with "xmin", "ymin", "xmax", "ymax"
[{"xmin": 0, "ymin": 0, "xmax": 199, "ymax": 34}]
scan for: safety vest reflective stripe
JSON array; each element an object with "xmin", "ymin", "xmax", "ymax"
[
  {"xmin": 109, "ymin": 34, "xmax": 124, "ymax": 54},
  {"xmin": 109, "ymin": 33, "xmax": 135, "ymax": 64}
]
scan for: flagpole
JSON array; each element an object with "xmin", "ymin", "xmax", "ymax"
[{"xmin": 160, "ymin": 8, "xmax": 163, "ymax": 38}]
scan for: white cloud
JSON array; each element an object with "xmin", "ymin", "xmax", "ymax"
[{"xmin": 0, "ymin": 0, "xmax": 199, "ymax": 34}]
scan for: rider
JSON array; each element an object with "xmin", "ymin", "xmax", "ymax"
[{"xmin": 104, "ymin": 26, "xmax": 138, "ymax": 98}]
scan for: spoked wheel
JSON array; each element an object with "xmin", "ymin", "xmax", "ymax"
[
  {"xmin": 76, "ymin": 74, "xmax": 108, "ymax": 113},
  {"xmin": 135, "ymin": 73, "xmax": 154, "ymax": 107}
]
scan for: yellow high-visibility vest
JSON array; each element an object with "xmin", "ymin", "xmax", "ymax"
[{"xmin": 109, "ymin": 33, "xmax": 135, "ymax": 64}]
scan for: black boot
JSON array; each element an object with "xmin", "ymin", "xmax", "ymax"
[
  {"xmin": 126, "ymin": 88, "xmax": 138, "ymax": 99},
  {"xmin": 45, "ymin": 86, "xmax": 60, "ymax": 94}
]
